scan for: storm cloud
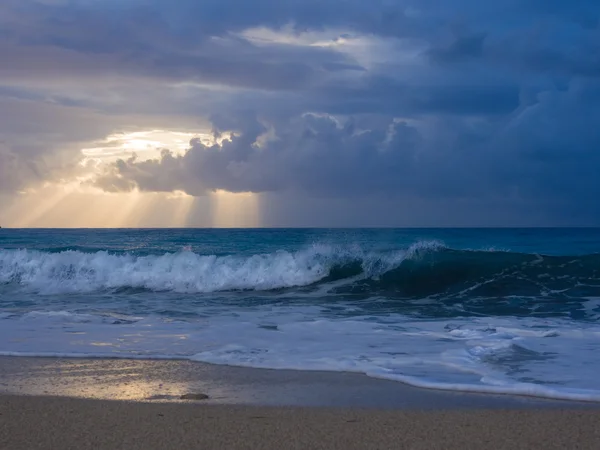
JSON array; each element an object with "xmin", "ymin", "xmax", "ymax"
[
  {"xmin": 1, "ymin": 0, "xmax": 599, "ymax": 225},
  {"xmin": 96, "ymin": 77, "xmax": 600, "ymax": 204}
]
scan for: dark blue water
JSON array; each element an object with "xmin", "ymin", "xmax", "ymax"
[
  {"xmin": 1, "ymin": 228, "xmax": 600, "ymax": 401},
  {"xmin": 3, "ymin": 228, "xmax": 600, "ymax": 256}
]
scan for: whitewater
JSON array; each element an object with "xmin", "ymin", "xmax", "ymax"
[{"xmin": 1, "ymin": 228, "xmax": 600, "ymax": 402}]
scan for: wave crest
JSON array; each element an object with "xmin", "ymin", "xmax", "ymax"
[
  {"xmin": 1, "ymin": 241, "xmax": 599, "ymax": 297},
  {"xmin": 0, "ymin": 242, "xmax": 436, "ymax": 294}
]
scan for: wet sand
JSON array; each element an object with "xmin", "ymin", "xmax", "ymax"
[{"xmin": 0, "ymin": 356, "xmax": 594, "ymax": 408}]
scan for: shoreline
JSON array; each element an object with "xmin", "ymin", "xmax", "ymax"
[{"xmin": 0, "ymin": 356, "xmax": 596, "ymax": 409}]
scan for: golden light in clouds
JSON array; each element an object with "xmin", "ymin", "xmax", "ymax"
[
  {"xmin": 0, "ymin": 130, "xmax": 262, "ymax": 228},
  {"xmin": 81, "ymin": 129, "xmax": 214, "ymax": 163}
]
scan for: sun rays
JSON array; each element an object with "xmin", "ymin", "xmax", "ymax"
[
  {"xmin": 2, "ymin": 186, "xmax": 72, "ymax": 228},
  {"xmin": 1, "ymin": 186, "xmax": 261, "ymax": 228},
  {"xmin": 209, "ymin": 190, "xmax": 261, "ymax": 228},
  {"xmin": 1, "ymin": 129, "xmax": 263, "ymax": 228}
]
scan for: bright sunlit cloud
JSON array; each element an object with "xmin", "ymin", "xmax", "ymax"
[
  {"xmin": 81, "ymin": 130, "xmax": 214, "ymax": 163},
  {"xmin": 239, "ymin": 25, "xmax": 427, "ymax": 71},
  {"xmin": 0, "ymin": 125, "xmax": 265, "ymax": 228}
]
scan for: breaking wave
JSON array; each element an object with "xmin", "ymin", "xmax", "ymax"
[{"xmin": 1, "ymin": 241, "xmax": 599, "ymax": 297}]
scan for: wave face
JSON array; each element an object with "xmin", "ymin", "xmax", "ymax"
[
  {"xmin": 0, "ymin": 241, "xmax": 435, "ymax": 294},
  {"xmin": 1, "ymin": 242, "xmax": 600, "ymax": 303},
  {"xmin": 2, "ymin": 228, "xmax": 600, "ymax": 402},
  {"xmin": 326, "ymin": 247, "xmax": 600, "ymax": 302}
]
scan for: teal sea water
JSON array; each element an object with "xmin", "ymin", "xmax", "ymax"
[{"xmin": 1, "ymin": 228, "xmax": 600, "ymax": 401}]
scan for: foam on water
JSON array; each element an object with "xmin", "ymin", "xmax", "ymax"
[
  {"xmin": 0, "ymin": 243, "xmax": 427, "ymax": 294},
  {"xmin": 2, "ymin": 230, "xmax": 600, "ymax": 403},
  {"xmin": 2, "ymin": 240, "xmax": 599, "ymax": 301},
  {"xmin": 1, "ymin": 307, "xmax": 600, "ymax": 402}
]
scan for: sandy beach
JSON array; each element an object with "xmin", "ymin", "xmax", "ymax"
[
  {"xmin": 1, "ymin": 394, "xmax": 600, "ymax": 450},
  {"xmin": 0, "ymin": 357, "xmax": 599, "ymax": 449}
]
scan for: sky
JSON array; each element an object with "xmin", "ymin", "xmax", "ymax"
[{"xmin": 0, "ymin": 0, "xmax": 599, "ymax": 227}]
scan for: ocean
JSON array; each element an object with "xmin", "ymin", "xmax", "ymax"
[{"xmin": 1, "ymin": 228, "xmax": 600, "ymax": 402}]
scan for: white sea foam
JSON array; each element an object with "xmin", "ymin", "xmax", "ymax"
[
  {"xmin": 2, "ymin": 239, "xmax": 599, "ymax": 402},
  {"xmin": 0, "ymin": 244, "xmax": 430, "ymax": 294},
  {"xmin": 0, "ymin": 241, "xmax": 447, "ymax": 295},
  {"xmin": 0, "ymin": 248, "xmax": 327, "ymax": 293},
  {"xmin": 1, "ymin": 308, "xmax": 600, "ymax": 402}
]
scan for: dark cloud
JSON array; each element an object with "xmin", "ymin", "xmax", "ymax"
[
  {"xmin": 313, "ymin": 77, "xmax": 520, "ymax": 116},
  {"xmin": 95, "ymin": 77, "xmax": 600, "ymax": 222},
  {"xmin": 4, "ymin": 0, "xmax": 596, "ymax": 87},
  {"xmin": 1, "ymin": 0, "xmax": 599, "ymax": 224},
  {"xmin": 0, "ymin": 1, "xmax": 364, "ymax": 92},
  {"xmin": 428, "ymin": 32, "xmax": 487, "ymax": 63}
]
